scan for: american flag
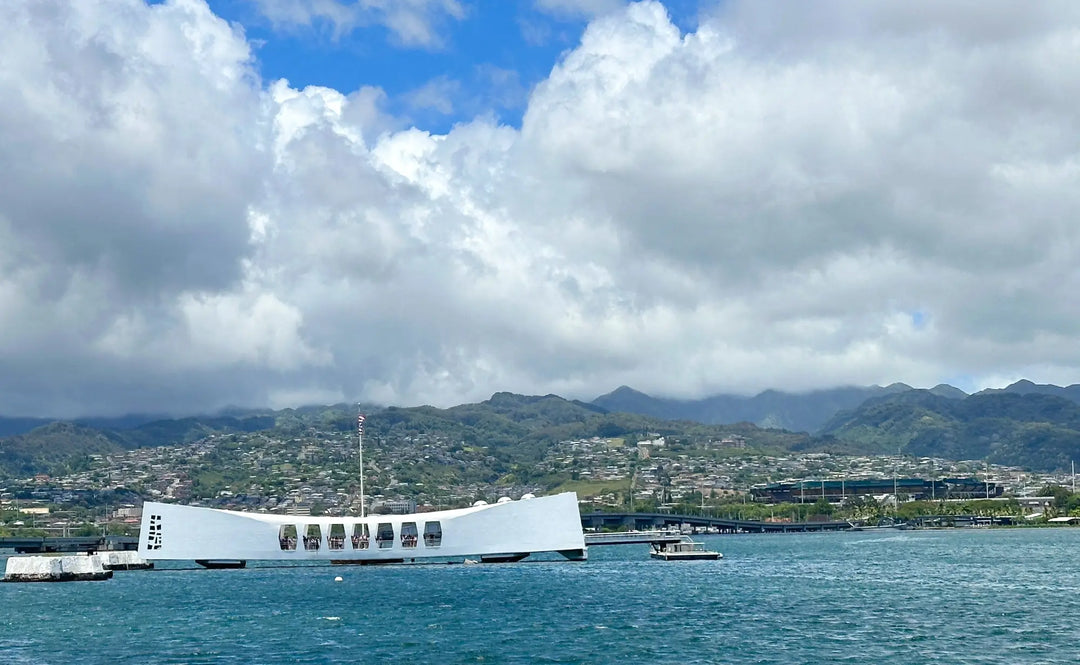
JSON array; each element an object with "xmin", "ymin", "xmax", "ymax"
[{"xmin": 357, "ymin": 413, "xmax": 366, "ymax": 435}]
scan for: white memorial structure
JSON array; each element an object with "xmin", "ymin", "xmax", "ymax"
[{"xmin": 138, "ymin": 492, "xmax": 586, "ymax": 565}]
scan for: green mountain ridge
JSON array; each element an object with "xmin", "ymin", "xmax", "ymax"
[
  {"xmin": 0, "ymin": 422, "xmax": 127, "ymax": 477},
  {"xmin": 4, "ymin": 380, "xmax": 1080, "ymax": 478},
  {"xmin": 0, "ymin": 393, "xmax": 810, "ymax": 478},
  {"xmin": 819, "ymin": 390, "xmax": 1080, "ymax": 471},
  {"xmin": 592, "ymin": 383, "xmax": 923, "ymax": 432},
  {"xmin": 978, "ymin": 379, "xmax": 1080, "ymax": 403}
]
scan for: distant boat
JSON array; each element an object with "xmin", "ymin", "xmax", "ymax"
[
  {"xmin": 650, "ymin": 537, "xmax": 722, "ymax": 561},
  {"xmin": 847, "ymin": 518, "xmax": 908, "ymax": 532}
]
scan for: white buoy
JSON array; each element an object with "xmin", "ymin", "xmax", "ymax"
[{"xmin": 334, "ymin": 576, "xmax": 343, "ymax": 582}]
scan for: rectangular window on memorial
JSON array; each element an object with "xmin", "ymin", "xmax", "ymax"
[
  {"xmin": 423, "ymin": 521, "xmax": 442, "ymax": 547},
  {"xmin": 304, "ymin": 524, "xmax": 322, "ymax": 551},
  {"xmin": 401, "ymin": 522, "xmax": 418, "ymax": 548},
  {"xmin": 352, "ymin": 523, "xmax": 369, "ymax": 549},
  {"xmin": 328, "ymin": 524, "xmax": 345, "ymax": 550},
  {"xmin": 376, "ymin": 522, "xmax": 394, "ymax": 548},
  {"xmin": 279, "ymin": 524, "xmax": 298, "ymax": 551}
]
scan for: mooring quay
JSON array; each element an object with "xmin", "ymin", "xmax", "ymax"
[
  {"xmin": 583, "ymin": 530, "xmax": 686, "ymax": 546},
  {"xmin": 581, "ymin": 512, "xmax": 1016, "ymax": 533},
  {"xmin": 0, "ymin": 535, "xmax": 139, "ymax": 554},
  {"xmin": 581, "ymin": 512, "xmax": 854, "ymax": 534}
]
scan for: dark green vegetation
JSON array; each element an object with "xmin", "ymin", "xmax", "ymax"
[
  {"xmin": 596, "ymin": 483, "xmax": 1080, "ymax": 525},
  {"xmin": 817, "ymin": 390, "xmax": 1080, "ymax": 471},
  {"xmin": 3, "ymin": 379, "xmax": 1080, "ymax": 479},
  {"xmin": 0, "ymin": 415, "xmax": 276, "ymax": 478},
  {"xmin": 982, "ymin": 379, "xmax": 1080, "ymax": 402},
  {"xmin": 595, "ymin": 380, "xmax": 1080, "ymax": 471},
  {"xmin": 599, "ymin": 494, "xmax": 1028, "ymax": 523},
  {"xmin": 0, "ymin": 422, "xmax": 123, "ymax": 478},
  {"xmin": 0, "ymin": 393, "xmax": 807, "ymax": 480}
]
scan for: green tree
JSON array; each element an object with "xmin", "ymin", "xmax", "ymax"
[
  {"xmin": 811, "ymin": 498, "xmax": 834, "ymax": 517},
  {"xmin": 1039, "ymin": 484, "xmax": 1072, "ymax": 509}
]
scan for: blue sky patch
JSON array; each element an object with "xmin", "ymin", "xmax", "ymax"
[{"xmin": 204, "ymin": 0, "xmax": 706, "ymax": 133}]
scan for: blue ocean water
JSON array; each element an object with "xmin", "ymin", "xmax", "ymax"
[{"xmin": 3, "ymin": 528, "xmax": 1080, "ymax": 664}]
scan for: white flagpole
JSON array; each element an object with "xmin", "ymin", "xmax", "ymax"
[{"xmin": 358, "ymin": 409, "xmax": 366, "ymax": 519}]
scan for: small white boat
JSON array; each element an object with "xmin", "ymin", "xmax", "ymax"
[{"xmin": 650, "ymin": 537, "xmax": 722, "ymax": 561}]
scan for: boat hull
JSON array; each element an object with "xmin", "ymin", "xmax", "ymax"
[
  {"xmin": 138, "ymin": 493, "xmax": 586, "ymax": 563},
  {"xmin": 650, "ymin": 552, "xmax": 722, "ymax": 561}
]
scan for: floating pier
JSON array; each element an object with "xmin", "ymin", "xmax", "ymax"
[{"xmin": 3, "ymin": 554, "xmax": 113, "ymax": 582}]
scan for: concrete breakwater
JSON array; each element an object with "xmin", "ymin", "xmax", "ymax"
[
  {"xmin": 3, "ymin": 554, "xmax": 114, "ymax": 582},
  {"xmin": 99, "ymin": 550, "xmax": 153, "ymax": 571}
]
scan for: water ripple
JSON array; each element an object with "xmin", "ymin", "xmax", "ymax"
[{"xmin": 4, "ymin": 529, "xmax": 1080, "ymax": 663}]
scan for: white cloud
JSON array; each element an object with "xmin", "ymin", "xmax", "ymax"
[
  {"xmin": 535, "ymin": 0, "xmax": 625, "ymax": 20},
  {"xmin": 251, "ymin": 0, "xmax": 465, "ymax": 47},
  {"xmin": 3, "ymin": 0, "xmax": 1080, "ymax": 417},
  {"xmin": 403, "ymin": 76, "xmax": 461, "ymax": 116}
]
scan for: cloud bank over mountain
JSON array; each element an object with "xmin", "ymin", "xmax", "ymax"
[{"xmin": 2, "ymin": 0, "xmax": 1079, "ymax": 416}]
